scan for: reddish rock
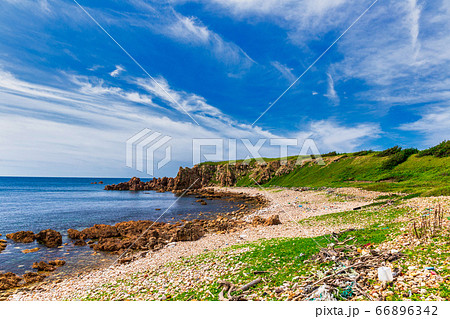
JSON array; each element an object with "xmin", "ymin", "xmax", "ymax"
[
  {"xmin": 0, "ymin": 272, "xmax": 22, "ymax": 290},
  {"xmin": 22, "ymin": 272, "xmax": 46, "ymax": 284},
  {"xmin": 264, "ymin": 215, "xmax": 281, "ymax": 226},
  {"xmin": 35, "ymin": 229, "xmax": 62, "ymax": 248},
  {"xmin": 32, "ymin": 261, "xmax": 56, "ymax": 272},
  {"xmin": 6, "ymin": 231, "xmax": 35, "ymax": 243},
  {"xmin": 80, "ymin": 224, "xmax": 119, "ymax": 239},
  {"xmin": 67, "ymin": 228, "xmax": 84, "ymax": 240},
  {"xmin": 74, "ymin": 239, "xmax": 86, "ymax": 246},
  {"xmin": 48, "ymin": 260, "xmax": 66, "ymax": 267}
]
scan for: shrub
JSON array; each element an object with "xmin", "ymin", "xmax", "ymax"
[
  {"xmin": 417, "ymin": 141, "xmax": 450, "ymax": 158},
  {"xmin": 322, "ymin": 151, "xmax": 338, "ymax": 157},
  {"xmin": 381, "ymin": 148, "xmax": 418, "ymax": 170},
  {"xmin": 376, "ymin": 146, "xmax": 402, "ymax": 157},
  {"xmin": 352, "ymin": 150, "xmax": 374, "ymax": 156}
]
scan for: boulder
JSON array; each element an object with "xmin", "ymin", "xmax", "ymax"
[
  {"xmin": 35, "ymin": 229, "xmax": 62, "ymax": 248},
  {"xmin": 32, "ymin": 261, "xmax": 56, "ymax": 272},
  {"xmin": 48, "ymin": 260, "xmax": 66, "ymax": 267},
  {"xmin": 264, "ymin": 215, "xmax": 281, "ymax": 226},
  {"xmin": 0, "ymin": 272, "xmax": 22, "ymax": 290},
  {"xmin": 93, "ymin": 237, "xmax": 130, "ymax": 252},
  {"xmin": 174, "ymin": 223, "xmax": 204, "ymax": 241},
  {"xmin": 74, "ymin": 239, "xmax": 86, "ymax": 246},
  {"xmin": 6, "ymin": 231, "xmax": 35, "ymax": 243},
  {"xmin": 22, "ymin": 272, "xmax": 46, "ymax": 284},
  {"xmin": 80, "ymin": 224, "xmax": 119, "ymax": 239},
  {"xmin": 67, "ymin": 229, "xmax": 84, "ymax": 240}
]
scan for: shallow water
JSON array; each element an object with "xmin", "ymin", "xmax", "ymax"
[{"xmin": 0, "ymin": 177, "xmax": 240, "ymax": 275}]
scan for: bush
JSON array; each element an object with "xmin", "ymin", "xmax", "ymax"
[
  {"xmin": 417, "ymin": 141, "xmax": 450, "ymax": 158},
  {"xmin": 376, "ymin": 146, "xmax": 402, "ymax": 157},
  {"xmin": 352, "ymin": 150, "xmax": 374, "ymax": 156},
  {"xmin": 322, "ymin": 151, "xmax": 338, "ymax": 157},
  {"xmin": 381, "ymin": 148, "xmax": 418, "ymax": 170}
]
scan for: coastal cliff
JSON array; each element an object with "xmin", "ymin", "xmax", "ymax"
[{"xmin": 105, "ymin": 159, "xmax": 301, "ymax": 192}]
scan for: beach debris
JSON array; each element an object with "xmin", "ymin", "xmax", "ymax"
[
  {"xmin": 6, "ymin": 231, "xmax": 35, "ymax": 243},
  {"xmin": 306, "ymin": 284, "xmax": 336, "ymax": 301},
  {"xmin": 411, "ymin": 204, "xmax": 445, "ymax": 240},
  {"xmin": 298, "ymin": 230, "xmax": 404, "ymax": 301},
  {"xmin": 218, "ymin": 277, "xmax": 262, "ymax": 301},
  {"xmin": 377, "ymin": 267, "xmax": 393, "ymax": 282},
  {"xmin": 35, "ymin": 229, "xmax": 62, "ymax": 248}
]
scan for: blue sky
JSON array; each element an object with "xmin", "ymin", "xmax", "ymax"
[{"xmin": 0, "ymin": 0, "xmax": 449, "ymax": 177}]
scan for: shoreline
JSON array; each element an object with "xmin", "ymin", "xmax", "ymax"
[{"xmin": 5, "ymin": 185, "xmax": 394, "ymax": 301}]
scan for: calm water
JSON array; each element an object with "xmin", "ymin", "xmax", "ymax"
[{"xmin": 0, "ymin": 177, "xmax": 239, "ymax": 275}]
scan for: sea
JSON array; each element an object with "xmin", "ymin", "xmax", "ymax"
[{"xmin": 0, "ymin": 177, "xmax": 240, "ymax": 277}]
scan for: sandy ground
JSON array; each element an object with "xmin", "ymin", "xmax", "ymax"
[{"xmin": 6, "ymin": 186, "xmax": 444, "ymax": 301}]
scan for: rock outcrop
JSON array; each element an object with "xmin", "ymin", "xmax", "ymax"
[
  {"xmin": 0, "ymin": 239, "xmax": 6, "ymax": 252},
  {"xmin": 0, "ymin": 273, "xmax": 22, "ymax": 290},
  {"xmin": 35, "ymin": 229, "xmax": 62, "ymax": 248},
  {"xmin": 22, "ymin": 272, "xmax": 47, "ymax": 284},
  {"xmin": 6, "ymin": 231, "xmax": 35, "ymax": 243},
  {"xmin": 32, "ymin": 261, "xmax": 56, "ymax": 272},
  {"xmin": 48, "ymin": 260, "xmax": 66, "ymax": 267},
  {"xmin": 104, "ymin": 160, "xmax": 297, "ymax": 192}
]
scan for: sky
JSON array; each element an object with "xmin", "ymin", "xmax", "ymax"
[{"xmin": 0, "ymin": 0, "xmax": 449, "ymax": 177}]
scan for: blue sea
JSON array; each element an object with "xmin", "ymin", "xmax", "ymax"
[{"xmin": 0, "ymin": 177, "xmax": 239, "ymax": 276}]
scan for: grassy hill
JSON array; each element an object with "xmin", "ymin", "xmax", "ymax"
[{"xmin": 205, "ymin": 141, "xmax": 450, "ymax": 196}]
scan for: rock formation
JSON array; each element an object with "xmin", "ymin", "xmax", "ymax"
[
  {"xmin": 35, "ymin": 229, "xmax": 62, "ymax": 248},
  {"xmin": 6, "ymin": 231, "xmax": 35, "ymax": 243},
  {"xmin": 0, "ymin": 273, "xmax": 22, "ymax": 290}
]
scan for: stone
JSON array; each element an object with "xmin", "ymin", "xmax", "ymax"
[
  {"xmin": 32, "ymin": 261, "xmax": 56, "ymax": 272},
  {"xmin": 6, "ymin": 231, "xmax": 35, "ymax": 243},
  {"xmin": 264, "ymin": 215, "xmax": 281, "ymax": 226},
  {"xmin": 74, "ymin": 239, "xmax": 86, "ymax": 246},
  {"xmin": 48, "ymin": 260, "xmax": 66, "ymax": 267},
  {"xmin": 35, "ymin": 229, "xmax": 62, "ymax": 248},
  {"xmin": 22, "ymin": 272, "xmax": 46, "ymax": 284},
  {"xmin": 0, "ymin": 272, "xmax": 22, "ymax": 290},
  {"xmin": 21, "ymin": 247, "xmax": 40, "ymax": 254}
]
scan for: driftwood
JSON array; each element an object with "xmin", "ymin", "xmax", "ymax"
[
  {"xmin": 218, "ymin": 277, "xmax": 262, "ymax": 301},
  {"xmin": 300, "ymin": 228, "xmax": 405, "ymax": 301}
]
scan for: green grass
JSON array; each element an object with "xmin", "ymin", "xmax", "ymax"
[
  {"xmin": 250, "ymin": 154, "xmax": 450, "ymax": 196},
  {"xmin": 197, "ymin": 141, "xmax": 450, "ymax": 196}
]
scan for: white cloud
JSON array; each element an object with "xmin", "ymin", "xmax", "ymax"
[
  {"xmin": 198, "ymin": 0, "xmax": 354, "ymax": 43},
  {"xmin": 109, "ymin": 65, "xmax": 125, "ymax": 77},
  {"xmin": 324, "ymin": 72, "xmax": 339, "ymax": 105},
  {"xmin": 298, "ymin": 120, "xmax": 381, "ymax": 153},
  {"xmin": 271, "ymin": 61, "xmax": 296, "ymax": 83},
  {"xmin": 0, "ymin": 68, "xmax": 382, "ymax": 176},
  {"xmin": 399, "ymin": 106, "xmax": 450, "ymax": 146}
]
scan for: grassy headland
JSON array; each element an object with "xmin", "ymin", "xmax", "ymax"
[{"xmin": 205, "ymin": 141, "xmax": 450, "ymax": 196}]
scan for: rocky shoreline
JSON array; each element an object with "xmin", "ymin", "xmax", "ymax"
[
  {"xmin": 4, "ymin": 185, "xmax": 399, "ymax": 301},
  {"xmin": 0, "ymin": 184, "xmax": 269, "ymax": 296}
]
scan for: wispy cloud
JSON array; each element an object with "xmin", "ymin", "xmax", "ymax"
[
  {"xmin": 271, "ymin": 61, "xmax": 296, "ymax": 83},
  {"xmin": 109, "ymin": 65, "xmax": 125, "ymax": 77},
  {"xmin": 399, "ymin": 106, "xmax": 450, "ymax": 146},
  {"xmin": 324, "ymin": 72, "xmax": 339, "ymax": 105}
]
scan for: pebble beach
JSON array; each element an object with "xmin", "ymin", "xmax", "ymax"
[{"xmin": 6, "ymin": 186, "xmax": 450, "ymax": 301}]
